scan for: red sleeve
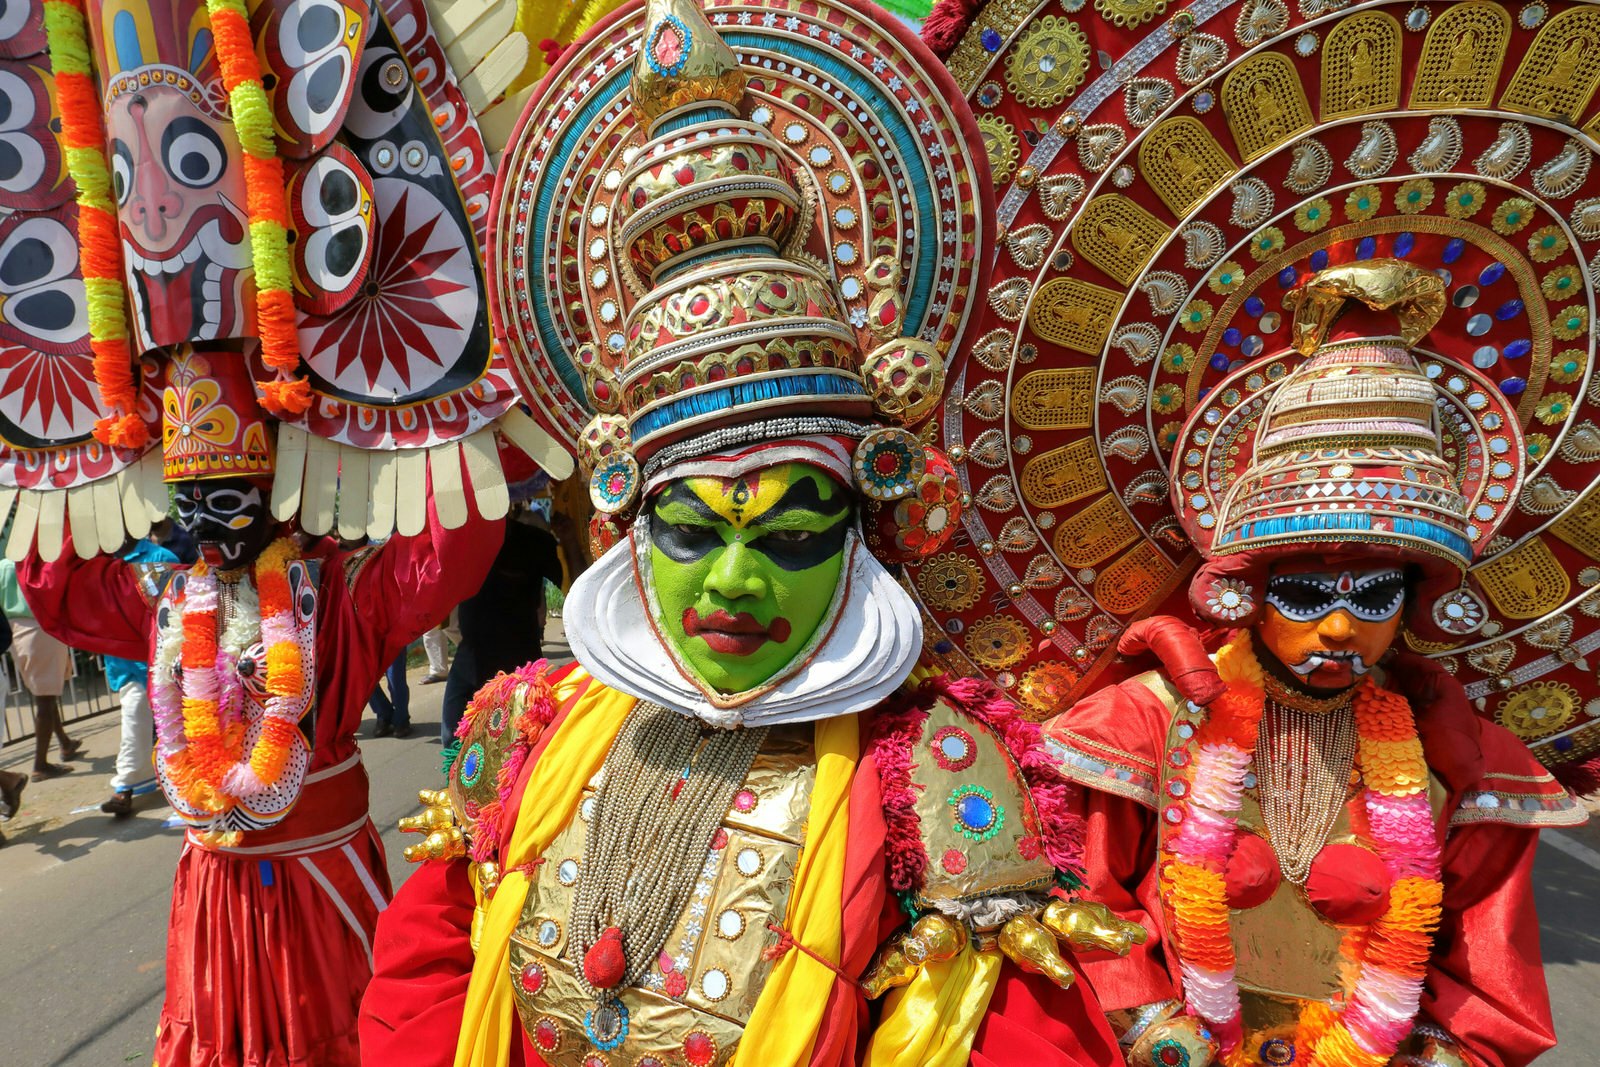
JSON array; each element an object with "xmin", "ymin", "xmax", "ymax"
[
  {"xmin": 1421, "ymin": 821, "xmax": 1557, "ymax": 1067},
  {"xmin": 969, "ymin": 967, "xmax": 1122, "ymax": 1067},
  {"xmin": 1073, "ymin": 785, "xmax": 1178, "ymax": 1011},
  {"xmin": 346, "ymin": 479, "xmax": 506, "ymax": 668},
  {"xmin": 359, "ymin": 859, "xmax": 479, "ymax": 1067},
  {"xmin": 1044, "ymin": 681, "xmax": 1180, "ymax": 1011},
  {"xmin": 16, "ymin": 546, "xmax": 152, "ymax": 660}
]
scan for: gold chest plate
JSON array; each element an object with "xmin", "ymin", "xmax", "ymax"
[
  {"xmin": 1156, "ymin": 699, "xmax": 1446, "ymax": 1052},
  {"xmin": 509, "ymin": 725, "xmax": 816, "ymax": 1066}
]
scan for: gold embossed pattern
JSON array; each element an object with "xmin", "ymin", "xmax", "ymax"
[{"xmin": 510, "ymin": 726, "xmax": 816, "ymax": 1066}]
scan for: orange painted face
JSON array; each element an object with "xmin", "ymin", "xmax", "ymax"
[{"xmin": 1255, "ymin": 562, "xmax": 1406, "ymax": 691}]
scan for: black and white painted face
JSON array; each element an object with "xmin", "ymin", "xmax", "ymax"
[{"xmin": 173, "ymin": 477, "xmax": 274, "ymax": 568}]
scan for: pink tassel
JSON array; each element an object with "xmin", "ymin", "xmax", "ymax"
[{"xmin": 866, "ymin": 697, "xmax": 932, "ymax": 892}]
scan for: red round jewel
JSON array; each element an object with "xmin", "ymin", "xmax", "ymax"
[
  {"xmin": 519, "ymin": 961, "xmax": 545, "ymax": 994},
  {"xmin": 684, "ymin": 1030, "xmax": 717, "ymax": 1065},
  {"xmin": 942, "ymin": 848, "xmax": 967, "ymax": 874},
  {"xmin": 665, "ymin": 970, "xmax": 688, "ymax": 997},
  {"xmin": 534, "ymin": 1017, "xmax": 560, "ymax": 1051},
  {"xmin": 733, "ymin": 789, "xmax": 757, "ymax": 812}
]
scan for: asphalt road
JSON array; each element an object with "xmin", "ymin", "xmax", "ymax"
[{"xmin": 1, "ymin": 631, "xmax": 1597, "ymax": 1066}]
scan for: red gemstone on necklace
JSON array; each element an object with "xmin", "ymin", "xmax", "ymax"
[{"xmin": 583, "ymin": 926, "xmax": 627, "ymax": 989}]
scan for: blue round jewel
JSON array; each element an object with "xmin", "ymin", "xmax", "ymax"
[
  {"xmin": 1505, "ymin": 339, "xmax": 1532, "ymax": 359},
  {"xmin": 1356, "ymin": 236, "xmax": 1377, "ymax": 259},
  {"xmin": 948, "ymin": 785, "xmax": 1004, "ymax": 842},
  {"xmin": 1221, "ymin": 327, "xmax": 1242, "ymax": 347},
  {"xmin": 1209, "ymin": 352, "xmax": 1231, "ymax": 371},
  {"xmin": 1442, "ymin": 238, "xmax": 1466, "ymax": 264},
  {"xmin": 1495, "ymin": 299, "xmax": 1524, "ymax": 320},
  {"xmin": 1501, "ymin": 376, "xmax": 1527, "ymax": 396},
  {"xmin": 1480, "ymin": 262, "xmax": 1506, "ymax": 286},
  {"xmin": 1244, "ymin": 295, "xmax": 1266, "ymax": 317},
  {"xmin": 958, "ymin": 794, "xmax": 995, "ymax": 832},
  {"xmin": 1393, "ymin": 232, "xmax": 1415, "ymax": 257},
  {"xmin": 980, "ymin": 28, "xmax": 1003, "ymax": 51},
  {"xmin": 1277, "ymin": 265, "xmax": 1298, "ymax": 288},
  {"xmin": 1309, "ymin": 249, "xmax": 1329, "ymax": 271},
  {"xmin": 459, "ymin": 742, "xmax": 485, "ymax": 788}
]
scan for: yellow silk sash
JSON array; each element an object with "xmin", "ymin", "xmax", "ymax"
[
  {"xmin": 454, "ymin": 669, "xmax": 634, "ymax": 1067},
  {"xmin": 731, "ymin": 713, "xmax": 858, "ymax": 1066},
  {"xmin": 453, "ymin": 674, "xmax": 860, "ymax": 1067},
  {"xmin": 864, "ymin": 949, "xmax": 1003, "ymax": 1067}
]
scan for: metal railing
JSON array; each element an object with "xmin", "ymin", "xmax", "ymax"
[{"xmin": 0, "ymin": 648, "xmax": 117, "ymax": 746}]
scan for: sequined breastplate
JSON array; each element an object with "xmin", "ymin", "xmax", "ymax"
[
  {"xmin": 1157, "ymin": 702, "xmax": 1446, "ymax": 1063},
  {"xmin": 510, "ymin": 724, "xmax": 816, "ymax": 1067}
]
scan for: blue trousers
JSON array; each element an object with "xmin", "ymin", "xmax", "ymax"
[{"xmin": 368, "ymin": 650, "xmax": 410, "ymax": 728}]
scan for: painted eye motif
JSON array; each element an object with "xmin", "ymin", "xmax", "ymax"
[
  {"xmin": 275, "ymin": 0, "xmax": 359, "ymax": 142},
  {"xmin": 110, "ymin": 141, "xmax": 133, "ymax": 206},
  {"xmin": 0, "ymin": 61, "xmax": 64, "ymax": 209},
  {"xmin": 0, "ymin": 211, "xmax": 88, "ymax": 354},
  {"xmin": 287, "ymin": 144, "xmax": 375, "ymax": 314},
  {"xmin": 162, "ymin": 118, "xmax": 228, "ymax": 190},
  {"xmin": 342, "ymin": 44, "xmax": 415, "ymax": 141}
]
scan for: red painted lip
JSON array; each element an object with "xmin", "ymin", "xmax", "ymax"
[{"xmin": 682, "ymin": 608, "xmax": 792, "ymax": 656}]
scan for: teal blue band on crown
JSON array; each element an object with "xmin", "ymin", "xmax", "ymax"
[
  {"xmin": 631, "ymin": 372, "xmax": 867, "ymax": 440},
  {"xmin": 654, "ymin": 105, "xmax": 733, "ymax": 134},
  {"xmin": 1218, "ymin": 511, "xmax": 1472, "ymax": 561}
]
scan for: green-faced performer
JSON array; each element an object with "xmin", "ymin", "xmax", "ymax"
[{"xmin": 360, "ymin": 2, "xmax": 1169, "ymax": 1064}]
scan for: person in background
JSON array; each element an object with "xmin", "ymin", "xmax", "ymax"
[
  {"xmin": 0, "ymin": 608, "xmax": 24, "ymax": 843},
  {"xmin": 368, "ymin": 648, "xmax": 413, "ymax": 738},
  {"xmin": 0, "ymin": 558, "xmax": 80, "ymax": 780},
  {"xmin": 438, "ymin": 503, "xmax": 564, "ymax": 745},
  {"xmin": 100, "ymin": 531, "xmax": 180, "ymax": 817},
  {"xmin": 419, "ymin": 624, "xmax": 449, "ymax": 684}
]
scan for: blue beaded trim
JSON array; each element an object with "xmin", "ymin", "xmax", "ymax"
[
  {"xmin": 645, "ymin": 15, "xmax": 692, "ymax": 78},
  {"xmin": 584, "ymin": 1000, "xmax": 630, "ymax": 1051},
  {"xmin": 1219, "ymin": 512, "xmax": 1471, "ymax": 559},
  {"xmin": 631, "ymin": 372, "xmax": 866, "ymax": 440}
]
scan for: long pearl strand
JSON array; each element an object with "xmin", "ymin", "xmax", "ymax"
[{"xmin": 566, "ymin": 702, "xmax": 769, "ymax": 1003}]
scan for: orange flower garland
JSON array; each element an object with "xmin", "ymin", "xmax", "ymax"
[
  {"xmin": 1158, "ymin": 634, "xmax": 1444, "ymax": 1066},
  {"xmin": 202, "ymin": 0, "xmax": 310, "ymax": 416},
  {"xmin": 151, "ymin": 539, "xmax": 315, "ymax": 832},
  {"xmin": 42, "ymin": 0, "xmax": 147, "ymax": 449}
]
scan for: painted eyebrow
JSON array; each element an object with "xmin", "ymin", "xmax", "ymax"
[{"xmin": 654, "ymin": 483, "xmax": 719, "ymax": 522}]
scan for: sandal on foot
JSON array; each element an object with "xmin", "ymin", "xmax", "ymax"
[{"xmin": 0, "ymin": 772, "xmax": 25, "ymax": 820}]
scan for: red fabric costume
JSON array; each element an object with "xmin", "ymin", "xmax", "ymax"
[
  {"xmin": 20, "ymin": 506, "xmax": 501, "ymax": 1067},
  {"xmin": 1046, "ymin": 653, "xmax": 1584, "ymax": 1067},
  {"xmin": 360, "ymin": 668, "xmax": 1121, "ymax": 1067}
]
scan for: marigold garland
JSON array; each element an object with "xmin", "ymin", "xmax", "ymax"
[
  {"xmin": 42, "ymin": 0, "xmax": 146, "ymax": 449},
  {"xmin": 202, "ymin": 0, "xmax": 309, "ymax": 416},
  {"xmin": 151, "ymin": 539, "xmax": 316, "ymax": 829},
  {"xmin": 1157, "ymin": 632, "xmax": 1445, "ymax": 1066}
]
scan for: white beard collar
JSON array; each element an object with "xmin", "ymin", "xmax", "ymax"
[{"xmin": 564, "ymin": 521, "xmax": 923, "ymax": 728}]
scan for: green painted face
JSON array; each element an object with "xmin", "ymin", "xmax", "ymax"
[{"xmin": 647, "ymin": 463, "xmax": 853, "ymax": 695}]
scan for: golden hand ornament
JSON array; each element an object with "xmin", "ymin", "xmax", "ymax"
[
  {"xmin": 399, "ymin": 788, "xmax": 465, "ymax": 863},
  {"xmin": 997, "ymin": 912, "xmax": 1077, "ymax": 989},
  {"xmin": 861, "ymin": 912, "xmax": 969, "ymax": 999},
  {"xmin": 1042, "ymin": 898, "xmax": 1149, "ymax": 956}
]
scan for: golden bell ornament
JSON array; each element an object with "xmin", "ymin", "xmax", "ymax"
[{"xmin": 997, "ymin": 913, "xmax": 1077, "ymax": 989}]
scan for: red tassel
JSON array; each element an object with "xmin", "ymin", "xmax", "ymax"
[
  {"xmin": 538, "ymin": 37, "xmax": 566, "ymax": 67},
  {"xmin": 921, "ymin": 0, "xmax": 982, "ymax": 57},
  {"xmin": 583, "ymin": 926, "xmax": 627, "ymax": 989}
]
